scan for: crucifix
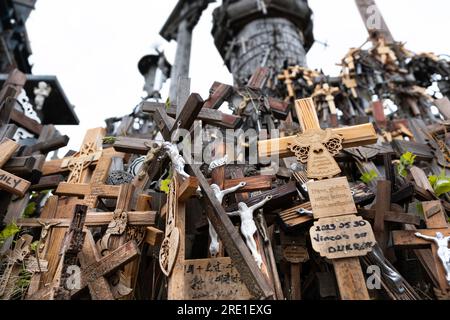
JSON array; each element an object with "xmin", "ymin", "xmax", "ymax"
[
  {"xmin": 163, "ymin": 173, "xmax": 254, "ymax": 300},
  {"xmin": 393, "ymin": 201, "xmax": 450, "ymax": 299}
]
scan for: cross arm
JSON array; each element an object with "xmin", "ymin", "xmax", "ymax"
[
  {"xmin": 392, "ymin": 229, "xmax": 450, "ymax": 249},
  {"xmin": 16, "ymin": 211, "xmax": 156, "ymax": 228},
  {"xmin": 258, "ymin": 123, "xmax": 378, "ymax": 158},
  {"xmin": 142, "ymin": 101, "xmax": 241, "ymax": 129}
]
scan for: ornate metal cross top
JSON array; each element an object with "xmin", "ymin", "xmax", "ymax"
[{"xmin": 288, "ymin": 128, "xmax": 344, "ymax": 180}]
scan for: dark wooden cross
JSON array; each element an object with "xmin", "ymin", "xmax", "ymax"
[
  {"xmin": 54, "ymin": 204, "xmax": 88, "ymax": 300},
  {"xmin": 72, "ymin": 230, "xmax": 140, "ymax": 300}
]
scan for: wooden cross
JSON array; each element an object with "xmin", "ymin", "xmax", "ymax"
[
  {"xmin": 188, "ymin": 164, "xmax": 275, "ymax": 299},
  {"xmin": 312, "ymin": 83, "xmax": 340, "ymax": 127},
  {"xmin": 54, "ymin": 204, "xmax": 88, "ymax": 300},
  {"xmin": 393, "ymin": 201, "xmax": 450, "ymax": 298},
  {"xmin": 0, "ymin": 138, "xmax": 31, "ymax": 197},
  {"xmin": 130, "ymin": 93, "xmax": 204, "ymax": 200},
  {"xmin": 164, "ymin": 173, "xmax": 254, "ymax": 300},
  {"xmin": 0, "ymin": 234, "xmax": 32, "ymax": 298},
  {"xmin": 42, "ymin": 127, "xmax": 106, "ymax": 179},
  {"xmin": 277, "ymin": 68, "xmax": 297, "ymax": 99},
  {"xmin": 258, "ymin": 98, "xmax": 378, "ymax": 160},
  {"xmin": 284, "ymin": 97, "xmax": 378, "ymax": 300},
  {"xmin": 55, "ymin": 154, "xmax": 121, "ymax": 209},
  {"xmin": 71, "ymin": 230, "xmax": 140, "ymax": 300}
]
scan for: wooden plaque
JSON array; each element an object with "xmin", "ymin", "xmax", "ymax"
[
  {"xmin": 283, "ymin": 246, "xmax": 309, "ymax": 263},
  {"xmin": 182, "ymin": 257, "xmax": 252, "ymax": 300},
  {"xmin": 307, "ymin": 177, "xmax": 357, "ymax": 219},
  {"xmin": 309, "ymin": 215, "xmax": 375, "ymax": 259}
]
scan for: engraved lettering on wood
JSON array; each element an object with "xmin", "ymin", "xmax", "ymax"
[
  {"xmin": 307, "ymin": 177, "xmax": 357, "ymax": 219},
  {"xmin": 310, "ymin": 215, "xmax": 375, "ymax": 259},
  {"xmin": 183, "ymin": 257, "xmax": 251, "ymax": 300}
]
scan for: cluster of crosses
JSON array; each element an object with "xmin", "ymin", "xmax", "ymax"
[{"xmin": 0, "ymin": 0, "xmax": 450, "ymax": 301}]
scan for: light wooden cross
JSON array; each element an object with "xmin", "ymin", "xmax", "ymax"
[
  {"xmin": 41, "ymin": 127, "xmax": 120, "ymax": 178},
  {"xmin": 258, "ymin": 98, "xmax": 377, "ymax": 160},
  {"xmin": 0, "ymin": 138, "xmax": 31, "ymax": 197},
  {"xmin": 55, "ymin": 154, "xmax": 120, "ymax": 209},
  {"xmin": 393, "ymin": 201, "xmax": 450, "ymax": 299},
  {"xmin": 277, "ymin": 67, "xmax": 298, "ymax": 99},
  {"xmin": 284, "ymin": 97, "xmax": 377, "ymax": 300},
  {"xmin": 312, "ymin": 83, "xmax": 340, "ymax": 127}
]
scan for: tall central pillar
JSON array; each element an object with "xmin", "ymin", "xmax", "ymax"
[{"xmin": 212, "ymin": 0, "xmax": 314, "ymax": 86}]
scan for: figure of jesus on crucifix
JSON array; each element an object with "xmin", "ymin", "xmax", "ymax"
[
  {"xmin": 415, "ymin": 232, "xmax": 450, "ymax": 283},
  {"xmin": 228, "ymin": 196, "xmax": 273, "ymax": 269}
]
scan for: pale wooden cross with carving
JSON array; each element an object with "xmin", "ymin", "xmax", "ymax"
[
  {"xmin": 42, "ymin": 128, "xmax": 106, "ymax": 179},
  {"xmin": 283, "ymin": 97, "xmax": 378, "ymax": 300},
  {"xmin": 55, "ymin": 154, "xmax": 121, "ymax": 209},
  {"xmin": 259, "ymin": 98, "xmax": 377, "ymax": 180}
]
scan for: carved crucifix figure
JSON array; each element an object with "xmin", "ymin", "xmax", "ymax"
[
  {"xmin": 162, "ymin": 141, "xmax": 190, "ymax": 180},
  {"xmin": 209, "ymin": 182, "xmax": 246, "ymax": 256},
  {"xmin": 415, "ymin": 232, "xmax": 450, "ymax": 283},
  {"xmin": 227, "ymin": 195, "xmax": 273, "ymax": 268}
]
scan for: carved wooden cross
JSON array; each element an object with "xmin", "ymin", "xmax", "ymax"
[
  {"xmin": 54, "ymin": 204, "xmax": 88, "ymax": 300},
  {"xmin": 41, "ymin": 128, "xmax": 121, "ymax": 179},
  {"xmin": 281, "ymin": 97, "xmax": 378, "ymax": 300},
  {"xmin": 55, "ymin": 154, "xmax": 121, "ymax": 209},
  {"xmin": 71, "ymin": 230, "xmax": 140, "ymax": 300},
  {"xmin": 0, "ymin": 138, "xmax": 31, "ymax": 197},
  {"xmin": 393, "ymin": 201, "xmax": 450, "ymax": 299},
  {"xmin": 258, "ymin": 98, "xmax": 377, "ymax": 179},
  {"xmin": 163, "ymin": 173, "xmax": 254, "ymax": 300}
]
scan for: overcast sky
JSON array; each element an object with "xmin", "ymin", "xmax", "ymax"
[{"xmin": 26, "ymin": 0, "xmax": 450, "ymax": 152}]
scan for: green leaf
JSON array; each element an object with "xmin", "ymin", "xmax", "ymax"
[
  {"xmin": 22, "ymin": 202, "xmax": 36, "ymax": 218},
  {"xmin": 397, "ymin": 152, "xmax": 417, "ymax": 177},
  {"xmin": 30, "ymin": 241, "xmax": 39, "ymax": 252},
  {"xmin": 165, "ymin": 97, "xmax": 171, "ymax": 110},
  {"xmin": 0, "ymin": 223, "xmax": 20, "ymax": 245},
  {"xmin": 428, "ymin": 171, "xmax": 450, "ymax": 197},
  {"xmin": 400, "ymin": 152, "xmax": 417, "ymax": 166},
  {"xmin": 103, "ymin": 136, "xmax": 117, "ymax": 144},
  {"xmin": 361, "ymin": 170, "xmax": 378, "ymax": 184},
  {"xmin": 160, "ymin": 178, "xmax": 171, "ymax": 194}
]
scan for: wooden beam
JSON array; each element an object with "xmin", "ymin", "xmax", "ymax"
[
  {"xmin": 333, "ymin": 258, "xmax": 370, "ymax": 300},
  {"xmin": 392, "ymin": 229, "xmax": 450, "ymax": 249},
  {"xmin": 16, "ymin": 211, "xmax": 156, "ymax": 228},
  {"xmin": 258, "ymin": 123, "xmax": 378, "ymax": 158}
]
